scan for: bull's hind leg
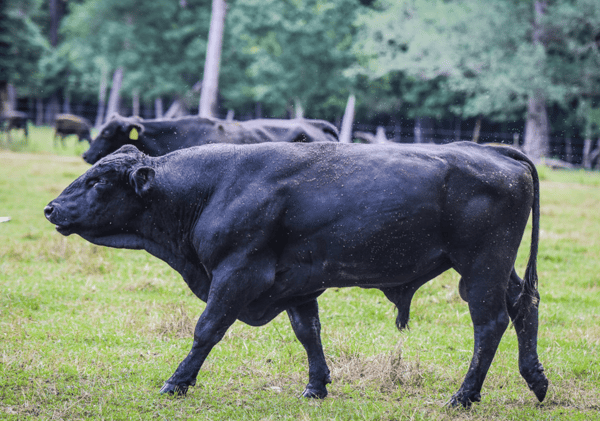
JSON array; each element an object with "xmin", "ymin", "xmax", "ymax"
[
  {"xmin": 449, "ymin": 262, "xmax": 511, "ymax": 407},
  {"xmin": 506, "ymin": 269, "xmax": 548, "ymax": 401},
  {"xmin": 287, "ymin": 299, "xmax": 331, "ymax": 398}
]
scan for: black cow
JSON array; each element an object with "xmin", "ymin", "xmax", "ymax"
[
  {"xmin": 44, "ymin": 141, "xmax": 548, "ymax": 407},
  {"xmin": 82, "ymin": 114, "xmax": 339, "ymax": 164},
  {"xmin": 54, "ymin": 114, "xmax": 92, "ymax": 146},
  {"xmin": 1, "ymin": 111, "xmax": 29, "ymax": 142}
]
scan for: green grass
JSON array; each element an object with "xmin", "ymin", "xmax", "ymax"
[{"xmin": 1, "ymin": 127, "xmax": 600, "ymax": 420}]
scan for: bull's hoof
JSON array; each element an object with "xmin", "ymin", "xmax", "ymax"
[
  {"xmin": 528, "ymin": 374, "xmax": 549, "ymax": 402},
  {"xmin": 301, "ymin": 386, "xmax": 328, "ymax": 399},
  {"xmin": 159, "ymin": 382, "xmax": 189, "ymax": 396},
  {"xmin": 523, "ymin": 363, "xmax": 548, "ymax": 402},
  {"xmin": 446, "ymin": 391, "xmax": 480, "ymax": 409}
]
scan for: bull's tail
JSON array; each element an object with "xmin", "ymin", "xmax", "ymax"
[
  {"xmin": 500, "ymin": 146, "xmax": 540, "ymax": 301},
  {"xmin": 523, "ymin": 161, "xmax": 540, "ymax": 302},
  {"xmin": 497, "ymin": 147, "xmax": 548, "ymax": 403}
]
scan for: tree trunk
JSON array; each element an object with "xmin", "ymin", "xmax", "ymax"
[
  {"xmin": 49, "ymin": 0, "xmax": 61, "ymax": 47},
  {"xmin": 36, "ymin": 98, "xmax": 43, "ymax": 126},
  {"xmin": 522, "ymin": 0, "xmax": 549, "ymax": 162},
  {"xmin": 513, "ymin": 132, "xmax": 520, "ymax": 148},
  {"xmin": 198, "ymin": 0, "xmax": 227, "ymax": 118},
  {"xmin": 132, "ymin": 91, "xmax": 140, "ymax": 117},
  {"xmin": 95, "ymin": 66, "xmax": 107, "ymax": 128},
  {"xmin": 45, "ymin": 95, "xmax": 59, "ymax": 124},
  {"xmin": 590, "ymin": 139, "xmax": 600, "ymax": 169},
  {"xmin": 564, "ymin": 137, "xmax": 573, "ymax": 164},
  {"xmin": 582, "ymin": 137, "xmax": 600, "ymax": 169},
  {"xmin": 7, "ymin": 84, "xmax": 16, "ymax": 111},
  {"xmin": 294, "ymin": 98, "xmax": 304, "ymax": 119},
  {"xmin": 155, "ymin": 97, "xmax": 164, "ymax": 118},
  {"xmin": 454, "ymin": 117, "xmax": 461, "ymax": 142},
  {"xmin": 339, "ymin": 93, "xmax": 355, "ymax": 143},
  {"xmin": 226, "ymin": 109, "xmax": 234, "ymax": 121},
  {"xmin": 0, "ymin": 83, "xmax": 8, "ymax": 115},
  {"xmin": 375, "ymin": 126, "xmax": 387, "ymax": 143},
  {"xmin": 523, "ymin": 94, "xmax": 549, "ymax": 162},
  {"xmin": 164, "ymin": 99, "xmax": 185, "ymax": 119},
  {"xmin": 414, "ymin": 117, "xmax": 423, "ymax": 143},
  {"xmin": 105, "ymin": 67, "xmax": 124, "ymax": 120},
  {"xmin": 582, "ymin": 137, "xmax": 592, "ymax": 169},
  {"xmin": 62, "ymin": 93, "xmax": 71, "ymax": 114},
  {"xmin": 472, "ymin": 117, "xmax": 482, "ymax": 143}
]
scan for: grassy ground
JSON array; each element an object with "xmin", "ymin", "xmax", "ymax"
[{"xmin": 1, "ymin": 127, "xmax": 599, "ymax": 420}]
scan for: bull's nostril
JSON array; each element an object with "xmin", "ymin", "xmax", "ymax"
[{"xmin": 44, "ymin": 205, "xmax": 54, "ymax": 219}]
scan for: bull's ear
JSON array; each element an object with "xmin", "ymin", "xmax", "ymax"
[
  {"xmin": 129, "ymin": 166, "xmax": 155, "ymax": 196},
  {"xmin": 128, "ymin": 123, "xmax": 143, "ymax": 140}
]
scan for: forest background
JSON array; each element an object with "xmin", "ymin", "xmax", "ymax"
[{"xmin": 2, "ymin": 0, "xmax": 600, "ymax": 165}]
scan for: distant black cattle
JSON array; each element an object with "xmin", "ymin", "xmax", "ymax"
[
  {"xmin": 1, "ymin": 111, "xmax": 29, "ymax": 142},
  {"xmin": 82, "ymin": 114, "xmax": 339, "ymax": 164},
  {"xmin": 54, "ymin": 114, "xmax": 92, "ymax": 147},
  {"xmin": 45, "ymin": 141, "xmax": 547, "ymax": 407}
]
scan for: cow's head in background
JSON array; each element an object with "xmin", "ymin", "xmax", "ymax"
[{"xmin": 83, "ymin": 114, "xmax": 144, "ymax": 164}]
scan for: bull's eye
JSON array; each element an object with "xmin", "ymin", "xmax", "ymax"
[{"xmin": 87, "ymin": 178, "xmax": 105, "ymax": 188}]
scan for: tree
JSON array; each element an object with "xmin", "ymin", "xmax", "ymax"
[
  {"xmin": 198, "ymin": 0, "xmax": 227, "ymax": 118},
  {"xmin": 356, "ymin": 0, "xmax": 588, "ymax": 157},
  {"xmin": 220, "ymin": 0, "xmax": 364, "ymax": 119},
  {"xmin": 60, "ymin": 0, "xmax": 212, "ymax": 115},
  {"xmin": 544, "ymin": 0, "xmax": 600, "ymax": 163},
  {"xmin": 522, "ymin": 1, "xmax": 550, "ymax": 162},
  {"xmin": 0, "ymin": 0, "xmax": 49, "ymax": 113}
]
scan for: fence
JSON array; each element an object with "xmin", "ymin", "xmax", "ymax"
[{"xmin": 12, "ymin": 99, "xmax": 589, "ymax": 166}]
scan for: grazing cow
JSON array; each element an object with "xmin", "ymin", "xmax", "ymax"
[
  {"xmin": 82, "ymin": 114, "xmax": 339, "ymax": 164},
  {"xmin": 54, "ymin": 114, "xmax": 92, "ymax": 146},
  {"xmin": 44, "ymin": 141, "xmax": 547, "ymax": 407},
  {"xmin": 1, "ymin": 111, "xmax": 29, "ymax": 142}
]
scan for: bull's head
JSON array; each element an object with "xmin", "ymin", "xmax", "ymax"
[
  {"xmin": 83, "ymin": 114, "xmax": 144, "ymax": 164},
  {"xmin": 46, "ymin": 145, "xmax": 155, "ymax": 249}
]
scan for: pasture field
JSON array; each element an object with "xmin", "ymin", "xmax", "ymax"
[{"xmin": 1, "ymin": 127, "xmax": 600, "ymax": 420}]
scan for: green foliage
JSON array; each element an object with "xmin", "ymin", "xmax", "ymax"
[
  {"xmin": 4, "ymin": 0, "xmax": 600, "ymax": 133},
  {"xmin": 60, "ymin": 0, "xmax": 212, "ymax": 103},
  {"xmin": 0, "ymin": 0, "xmax": 49, "ymax": 94},
  {"xmin": 357, "ymin": 0, "xmax": 600, "ymax": 128},
  {"xmin": 221, "ymin": 0, "xmax": 364, "ymax": 119},
  {"xmin": 1, "ymin": 135, "xmax": 600, "ymax": 418}
]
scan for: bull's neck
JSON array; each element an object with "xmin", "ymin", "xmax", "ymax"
[{"xmin": 137, "ymin": 121, "xmax": 181, "ymax": 155}]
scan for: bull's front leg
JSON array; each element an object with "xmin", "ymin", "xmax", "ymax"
[
  {"xmin": 287, "ymin": 299, "xmax": 331, "ymax": 398},
  {"xmin": 160, "ymin": 257, "xmax": 273, "ymax": 395},
  {"xmin": 159, "ymin": 301, "xmax": 239, "ymax": 395}
]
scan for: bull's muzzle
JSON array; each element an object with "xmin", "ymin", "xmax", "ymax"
[
  {"xmin": 44, "ymin": 204, "xmax": 55, "ymax": 221},
  {"xmin": 44, "ymin": 203, "xmax": 71, "ymax": 235}
]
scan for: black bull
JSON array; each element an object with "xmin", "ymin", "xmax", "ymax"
[
  {"xmin": 44, "ymin": 141, "xmax": 548, "ymax": 407},
  {"xmin": 82, "ymin": 115, "xmax": 339, "ymax": 164}
]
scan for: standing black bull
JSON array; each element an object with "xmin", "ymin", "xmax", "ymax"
[
  {"xmin": 1, "ymin": 111, "xmax": 29, "ymax": 142},
  {"xmin": 44, "ymin": 141, "xmax": 548, "ymax": 407},
  {"xmin": 82, "ymin": 114, "xmax": 339, "ymax": 164},
  {"xmin": 54, "ymin": 114, "xmax": 92, "ymax": 146}
]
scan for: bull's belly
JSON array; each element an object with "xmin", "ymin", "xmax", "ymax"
[{"xmin": 237, "ymin": 246, "xmax": 448, "ymax": 326}]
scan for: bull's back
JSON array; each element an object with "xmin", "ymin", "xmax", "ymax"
[{"xmin": 266, "ymin": 142, "xmax": 532, "ymax": 286}]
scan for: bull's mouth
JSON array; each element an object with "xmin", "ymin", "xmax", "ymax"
[
  {"xmin": 45, "ymin": 206, "xmax": 77, "ymax": 236},
  {"xmin": 55, "ymin": 224, "xmax": 75, "ymax": 236}
]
